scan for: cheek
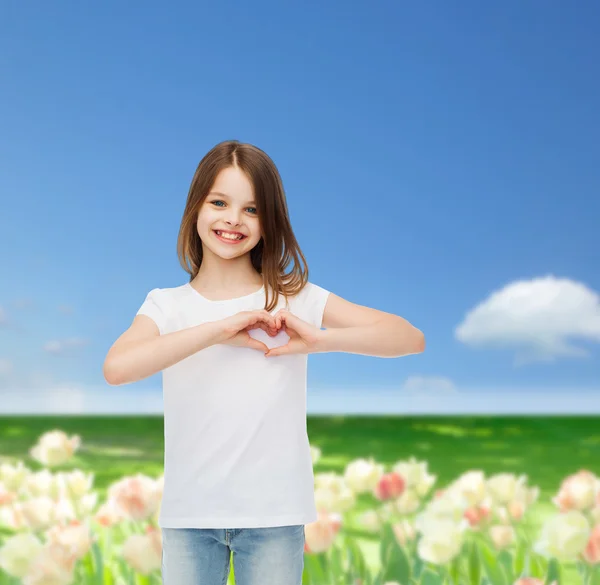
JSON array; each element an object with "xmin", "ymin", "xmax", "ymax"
[{"xmin": 196, "ymin": 211, "xmax": 214, "ymax": 231}]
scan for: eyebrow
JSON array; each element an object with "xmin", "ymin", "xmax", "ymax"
[{"xmin": 208, "ymin": 191, "xmax": 256, "ymax": 205}]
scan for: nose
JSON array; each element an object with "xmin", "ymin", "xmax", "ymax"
[{"xmin": 225, "ymin": 213, "xmax": 242, "ymax": 227}]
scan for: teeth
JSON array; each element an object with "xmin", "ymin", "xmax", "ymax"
[{"xmin": 216, "ymin": 230, "xmax": 243, "ymax": 240}]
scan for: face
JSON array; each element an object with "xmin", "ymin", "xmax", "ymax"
[{"xmin": 196, "ymin": 166, "xmax": 262, "ymax": 258}]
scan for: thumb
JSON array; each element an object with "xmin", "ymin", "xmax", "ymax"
[
  {"xmin": 246, "ymin": 337, "xmax": 269, "ymax": 352},
  {"xmin": 265, "ymin": 344, "xmax": 290, "ymax": 357}
]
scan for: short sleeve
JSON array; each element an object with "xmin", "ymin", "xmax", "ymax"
[
  {"xmin": 136, "ymin": 288, "xmax": 167, "ymax": 335},
  {"xmin": 301, "ymin": 282, "xmax": 331, "ymax": 329}
]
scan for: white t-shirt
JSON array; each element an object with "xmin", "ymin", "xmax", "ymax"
[{"xmin": 135, "ymin": 280, "xmax": 331, "ymax": 529}]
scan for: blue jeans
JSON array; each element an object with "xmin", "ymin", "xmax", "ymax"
[{"xmin": 161, "ymin": 525, "xmax": 306, "ymax": 585}]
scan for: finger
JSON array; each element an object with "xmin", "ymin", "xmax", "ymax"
[
  {"xmin": 255, "ymin": 310, "xmax": 277, "ymax": 330},
  {"xmin": 277, "ymin": 310, "xmax": 295, "ymax": 325},
  {"xmin": 249, "ymin": 341, "xmax": 269, "ymax": 352},
  {"xmin": 246, "ymin": 337, "xmax": 269, "ymax": 352},
  {"xmin": 265, "ymin": 344, "xmax": 290, "ymax": 357}
]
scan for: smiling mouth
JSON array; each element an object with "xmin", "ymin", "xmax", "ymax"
[{"xmin": 213, "ymin": 229, "xmax": 247, "ymax": 241}]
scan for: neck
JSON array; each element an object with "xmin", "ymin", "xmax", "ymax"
[{"xmin": 193, "ymin": 250, "xmax": 262, "ymax": 289}]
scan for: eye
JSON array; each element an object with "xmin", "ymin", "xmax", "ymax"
[{"xmin": 210, "ymin": 200, "xmax": 257, "ymax": 214}]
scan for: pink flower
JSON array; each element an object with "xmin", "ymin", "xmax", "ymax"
[
  {"xmin": 373, "ymin": 472, "xmax": 405, "ymax": 501},
  {"xmin": 508, "ymin": 500, "xmax": 526, "ymax": 521},
  {"xmin": 583, "ymin": 523, "xmax": 600, "ymax": 564},
  {"xmin": 464, "ymin": 505, "xmax": 491, "ymax": 528},
  {"xmin": 304, "ymin": 510, "xmax": 342, "ymax": 554},
  {"xmin": 107, "ymin": 474, "xmax": 161, "ymax": 522},
  {"xmin": 552, "ymin": 470, "xmax": 598, "ymax": 512}
]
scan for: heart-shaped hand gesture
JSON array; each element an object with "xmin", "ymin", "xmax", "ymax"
[
  {"xmin": 219, "ymin": 310, "xmax": 280, "ymax": 352},
  {"xmin": 264, "ymin": 309, "xmax": 323, "ymax": 357}
]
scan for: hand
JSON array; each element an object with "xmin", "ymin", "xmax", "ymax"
[
  {"xmin": 264, "ymin": 309, "xmax": 323, "ymax": 357},
  {"xmin": 219, "ymin": 310, "xmax": 279, "ymax": 353}
]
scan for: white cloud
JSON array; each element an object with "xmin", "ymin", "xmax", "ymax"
[
  {"xmin": 0, "ymin": 385, "xmax": 163, "ymax": 414},
  {"xmin": 308, "ymin": 385, "xmax": 600, "ymax": 414},
  {"xmin": 0, "ymin": 359, "xmax": 13, "ymax": 377},
  {"xmin": 43, "ymin": 337, "xmax": 90, "ymax": 355},
  {"xmin": 455, "ymin": 275, "xmax": 600, "ymax": 365},
  {"xmin": 0, "ymin": 383, "xmax": 599, "ymax": 414},
  {"xmin": 401, "ymin": 375, "xmax": 458, "ymax": 394}
]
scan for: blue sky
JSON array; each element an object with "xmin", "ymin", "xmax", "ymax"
[{"xmin": 1, "ymin": 1, "xmax": 599, "ymax": 414}]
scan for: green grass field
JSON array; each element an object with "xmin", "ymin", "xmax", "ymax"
[
  {"xmin": 2, "ymin": 415, "xmax": 596, "ymax": 500},
  {"xmin": 1, "ymin": 415, "xmax": 598, "ymax": 583}
]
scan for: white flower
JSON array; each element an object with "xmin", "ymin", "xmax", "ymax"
[
  {"xmin": 447, "ymin": 470, "xmax": 487, "ymax": 507},
  {"xmin": 314, "ymin": 472, "xmax": 355, "ymax": 513},
  {"xmin": 53, "ymin": 498, "xmax": 77, "ymax": 523},
  {"xmin": 22, "ymin": 470, "xmax": 57, "ymax": 498},
  {"xmin": 489, "ymin": 524, "xmax": 515, "ymax": 549},
  {"xmin": 18, "ymin": 496, "xmax": 57, "ymax": 531},
  {"xmin": 0, "ymin": 533, "xmax": 44, "ymax": 578},
  {"xmin": 0, "ymin": 502, "xmax": 27, "ymax": 530},
  {"xmin": 29, "ymin": 431, "xmax": 81, "ymax": 468},
  {"xmin": 0, "ymin": 461, "xmax": 30, "ymax": 492},
  {"xmin": 56, "ymin": 470, "xmax": 95, "ymax": 499},
  {"xmin": 534, "ymin": 510, "xmax": 591, "ymax": 561},
  {"xmin": 415, "ymin": 491, "xmax": 468, "ymax": 534},
  {"xmin": 486, "ymin": 473, "xmax": 526, "ymax": 506},
  {"xmin": 121, "ymin": 528, "xmax": 162, "ymax": 575},
  {"xmin": 417, "ymin": 519, "xmax": 464, "ymax": 564},
  {"xmin": 314, "ymin": 485, "xmax": 355, "ymax": 513},
  {"xmin": 46, "ymin": 521, "xmax": 93, "ymax": 560},
  {"xmin": 395, "ymin": 488, "xmax": 421, "ymax": 515},
  {"xmin": 343, "ymin": 458, "xmax": 384, "ymax": 494},
  {"xmin": 22, "ymin": 543, "xmax": 76, "ymax": 585},
  {"xmin": 392, "ymin": 457, "xmax": 436, "ymax": 498}
]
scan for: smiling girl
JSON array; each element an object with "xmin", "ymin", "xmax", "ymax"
[{"xmin": 103, "ymin": 140, "xmax": 425, "ymax": 585}]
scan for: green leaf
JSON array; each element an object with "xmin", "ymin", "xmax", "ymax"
[
  {"xmin": 497, "ymin": 550, "xmax": 514, "ymax": 584},
  {"xmin": 420, "ymin": 568, "xmax": 444, "ymax": 585},
  {"xmin": 103, "ymin": 566, "xmax": 114, "ymax": 585},
  {"xmin": 529, "ymin": 554, "xmax": 546, "ymax": 579},
  {"xmin": 413, "ymin": 554, "xmax": 425, "ymax": 582},
  {"xmin": 328, "ymin": 545, "xmax": 345, "ymax": 585},
  {"xmin": 468, "ymin": 541, "xmax": 481, "ymax": 585},
  {"xmin": 379, "ymin": 524, "xmax": 411, "ymax": 585},
  {"xmin": 90, "ymin": 540, "xmax": 104, "ymax": 584},
  {"xmin": 589, "ymin": 566, "xmax": 600, "ymax": 585},
  {"xmin": 448, "ymin": 555, "xmax": 462, "ymax": 585},
  {"xmin": 545, "ymin": 558, "xmax": 561, "ymax": 585},
  {"xmin": 347, "ymin": 537, "xmax": 370, "ymax": 582},
  {"xmin": 304, "ymin": 553, "xmax": 328, "ymax": 585},
  {"xmin": 513, "ymin": 543, "xmax": 526, "ymax": 578},
  {"xmin": 480, "ymin": 543, "xmax": 508, "ymax": 585}
]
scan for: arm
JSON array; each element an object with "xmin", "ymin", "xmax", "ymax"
[
  {"xmin": 315, "ymin": 293, "xmax": 425, "ymax": 358},
  {"xmin": 103, "ymin": 317, "xmax": 225, "ymax": 386}
]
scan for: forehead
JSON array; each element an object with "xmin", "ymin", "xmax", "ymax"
[{"xmin": 209, "ymin": 167, "xmax": 255, "ymax": 203}]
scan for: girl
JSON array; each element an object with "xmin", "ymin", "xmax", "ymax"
[{"xmin": 103, "ymin": 140, "xmax": 425, "ymax": 585}]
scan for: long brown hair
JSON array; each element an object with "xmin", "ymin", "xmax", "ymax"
[{"xmin": 176, "ymin": 140, "xmax": 309, "ymax": 312}]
